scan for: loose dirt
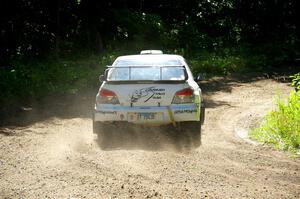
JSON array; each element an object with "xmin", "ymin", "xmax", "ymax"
[{"xmin": 0, "ymin": 76, "xmax": 299, "ymax": 198}]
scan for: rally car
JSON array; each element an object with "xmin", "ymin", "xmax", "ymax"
[{"xmin": 93, "ymin": 50, "xmax": 205, "ymax": 147}]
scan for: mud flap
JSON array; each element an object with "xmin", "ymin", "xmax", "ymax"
[
  {"xmin": 167, "ymin": 106, "xmax": 176, "ymax": 127},
  {"xmin": 200, "ymin": 102, "xmax": 205, "ymax": 125}
]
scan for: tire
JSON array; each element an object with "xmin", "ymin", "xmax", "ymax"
[
  {"xmin": 93, "ymin": 119, "xmax": 110, "ymax": 149},
  {"xmin": 180, "ymin": 121, "xmax": 202, "ymax": 147},
  {"xmin": 200, "ymin": 102, "xmax": 205, "ymax": 125}
]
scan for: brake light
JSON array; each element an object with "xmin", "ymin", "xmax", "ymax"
[
  {"xmin": 172, "ymin": 88, "xmax": 194, "ymax": 104},
  {"xmin": 175, "ymin": 88, "xmax": 193, "ymax": 96},
  {"xmin": 97, "ymin": 89, "xmax": 120, "ymax": 104},
  {"xmin": 100, "ymin": 89, "xmax": 116, "ymax": 97}
]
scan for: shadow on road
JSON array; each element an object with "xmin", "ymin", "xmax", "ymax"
[
  {"xmin": 0, "ymin": 89, "xmax": 96, "ymax": 127},
  {"xmin": 204, "ymin": 99, "xmax": 233, "ymax": 108},
  {"xmin": 199, "ymin": 73, "xmax": 290, "ymax": 94}
]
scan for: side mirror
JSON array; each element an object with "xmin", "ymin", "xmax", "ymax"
[
  {"xmin": 99, "ymin": 74, "xmax": 105, "ymax": 82},
  {"xmin": 194, "ymin": 73, "xmax": 206, "ymax": 82},
  {"xmin": 99, "ymin": 68, "xmax": 110, "ymax": 82}
]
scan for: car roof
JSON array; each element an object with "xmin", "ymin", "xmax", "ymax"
[{"xmin": 112, "ymin": 54, "xmax": 185, "ymax": 67}]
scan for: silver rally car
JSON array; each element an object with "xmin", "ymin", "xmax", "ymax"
[{"xmin": 93, "ymin": 50, "xmax": 205, "ymax": 146}]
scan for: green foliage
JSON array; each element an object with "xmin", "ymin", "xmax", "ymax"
[
  {"xmin": 0, "ymin": 53, "xmax": 116, "ymax": 103},
  {"xmin": 187, "ymin": 46, "xmax": 269, "ymax": 75},
  {"xmin": 114, "ymin": 11, "xmax": 165, "ymax": 42},
  {"xmin": 1, "ymin": 43, "xmax": 287, "ymax": 105},
  {"xmin": 1, "ymin": 0, "xmax": 299, "ymax": 65},
  {"xmin": 250, "ymin": 90, "xmax": 300, "ymax": 153},
  {"xmin": 291, "ymin": 73, "xmax": 300, "ymax": 91},
  {"xmin": 189, "ymin": 54, "xmax": 244, "ymax": 75}
]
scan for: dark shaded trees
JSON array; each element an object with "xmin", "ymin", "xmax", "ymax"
[
  {"xmin": 0, "ymin": 0, "xmax": 299, "ymax": 103},
  {"xmin": 0, "ymin": 0, "xmax": 299, "ymax": 65}
]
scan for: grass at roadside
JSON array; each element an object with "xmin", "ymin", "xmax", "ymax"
[
  {"xmin": 0, "ymin": 53, "xmax": 118, "ymax": 104},
  {"xmin": 250, "ymin": 90, "xmax": 300, "ymax": 153},
  {"xmin": 0, "ymin": 46, "xmax": 297, "ymax": 106}
]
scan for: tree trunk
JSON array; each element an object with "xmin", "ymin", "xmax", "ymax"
[{"xmin": 55, "ymin": 0, "xmax": 61, "ymax": 59}]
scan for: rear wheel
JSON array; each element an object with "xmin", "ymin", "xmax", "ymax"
[
  {"xmin": 200, "ymin": 102, "xmax": 205, "ymax": 125},
  {"xmin": 180, "ymin": 121, "xmax": 201, "ymax": 147},
  {"xmin": 93, "ymin": 120, "xmax": 111, "ymax": 149}
]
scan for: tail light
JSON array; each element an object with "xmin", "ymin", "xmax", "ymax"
[
  {"xmin": 172, "ymin": 88, "xmax": 194, "ymax": 104},
  {"xmin": 97, "ymin": 89, "xmax": 120, "ymax": 104}
]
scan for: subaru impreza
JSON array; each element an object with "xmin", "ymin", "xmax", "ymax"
[{"xmin": 93, "ymin": 50, "xmax": 205, "ymax": 147}]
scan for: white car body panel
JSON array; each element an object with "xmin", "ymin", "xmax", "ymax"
[{"xmin": 94, "ymin": 53, "xmax": 203, "ymax": 125}]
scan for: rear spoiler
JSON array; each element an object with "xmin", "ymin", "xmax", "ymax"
[
  {"xmin": 105, "ymin": 65, "xmax": 185, "ymax": 67},
  {"xmin": 100, "ymin": 65, "xmax": 188, "ymax": 83},
  {"xmin": 105, "ymin": 80, "xmax": 187, "ymax": 84}
]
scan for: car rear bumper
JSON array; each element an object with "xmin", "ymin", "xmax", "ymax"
[{"xmin": 94, "ymin": 104, "xmax": 202, "ymax": 125}]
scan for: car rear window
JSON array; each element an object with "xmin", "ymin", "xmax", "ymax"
[
  {"xmin": 114, "ymin": 57, "xmax": 183, "ymax": 66},
  {"xmin": 107, "ymin": 66, "xmax": 186, "ymax": 81}
]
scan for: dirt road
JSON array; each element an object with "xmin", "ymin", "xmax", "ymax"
[{"xmin": 0, "ymin": 76, "xmax": 299, "ymax": 198}]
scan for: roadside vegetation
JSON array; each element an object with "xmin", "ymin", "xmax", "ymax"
[
  {"xmin": 1, "ymin": 1, "xmax": 299, "ymax": 105},
  {"xmin": 0, "ymin": 46, "xmax": 286, "ymax": 104},
  {"xmin": 0, "ymin": 53, "xmax": 115, "ymax": 103},
  {"xmin": 250, "ymin": 73, "xmax": 300, "ymax": 154}
]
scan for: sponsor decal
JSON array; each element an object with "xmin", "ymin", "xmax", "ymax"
[
  {"xmin": 131, "ymin": 87, "xmax": 165, "ymax": 102},
  {"xmin": 174, "ymin": 109, "xmax": 197, "ymax": 114}
]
